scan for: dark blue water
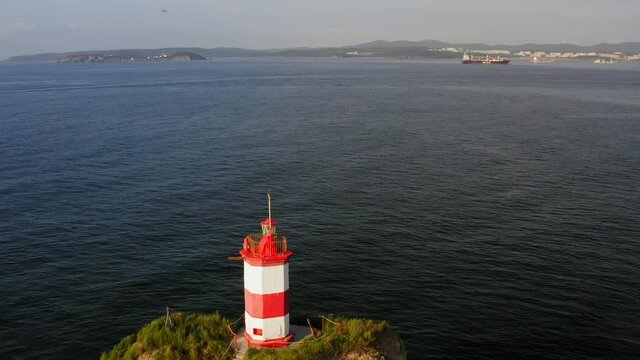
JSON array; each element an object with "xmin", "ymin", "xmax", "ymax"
[{"xmin": 1, "ymin": 59, "xmax": 639, "ymax": 359}]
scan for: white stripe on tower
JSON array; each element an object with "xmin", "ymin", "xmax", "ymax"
[
  {"xmin": 244, "ymin": 262, "xmax": 289, "ymax": 294},
  {"xmin": 245, "ymin": 312, "xmax": 290, "ymax": 341}
]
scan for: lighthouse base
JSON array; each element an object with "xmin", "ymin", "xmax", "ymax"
[
  {"xmin": 233, "ymin": 325, "xmax": 314, "ymax": 356},
  {"xmin": 244, "ymin": 331, "xmax": 294, "ymax": 348}
]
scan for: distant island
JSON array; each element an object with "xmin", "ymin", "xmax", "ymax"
[
  {"xmin": 57, "ymin": 52, "xmax": 206, "ymax": 63},
  {"xmin": 4, "ymin": 40, "xmax": 640, "ymax": 62}
]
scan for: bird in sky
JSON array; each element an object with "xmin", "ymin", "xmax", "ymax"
[{"xmin": 160, "ymin": 8, "xmax": 168, "ymax": 13}]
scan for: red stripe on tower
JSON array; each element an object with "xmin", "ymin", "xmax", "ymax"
[{"xmin": 244, "ymin": 289, "xmax": 290, "ymax": 318}]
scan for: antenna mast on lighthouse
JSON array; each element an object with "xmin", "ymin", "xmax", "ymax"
[{"xmin": 267, "ymin": 192, "xmax": 272, "ymax": 228}]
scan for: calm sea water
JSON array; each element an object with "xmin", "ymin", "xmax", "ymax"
[{"xmin": 1, "ymin": 59, "xmax": 639, "ymax": 359}]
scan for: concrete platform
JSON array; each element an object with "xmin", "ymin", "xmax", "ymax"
[{"xmin": 233, "ymin": 325, "xmax": 314, "ymax": 359}]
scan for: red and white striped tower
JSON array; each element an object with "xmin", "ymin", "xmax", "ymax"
[{"xmin": 240, "ymin": 194, "xmax": 294, "ymax": 348}]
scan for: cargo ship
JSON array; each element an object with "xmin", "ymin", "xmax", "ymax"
[{"xmin": 462, "ymin": 53, "xmax": 510, "ymax": 65}]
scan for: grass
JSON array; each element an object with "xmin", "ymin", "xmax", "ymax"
[
  {"xmin": 100, "ymin": 312, "xmax": 235, "ymax": 360},
  {"xmin": 244, "ymin": 316, "xmax": 389, "ymax": 360},
  {"xmin": 101, "ymin": 314, "xmax": 390, "ymax": 360}
]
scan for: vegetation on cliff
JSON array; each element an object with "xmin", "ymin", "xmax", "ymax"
[
  {"xmin": 244, "ymin": 317, "xmax": 402, "ymax": 360},
  {"xmin": 100, "ymin": 312, "xmax": 234, "ymax": 360},
  {"xmin": 101, "ymin": 312, "xmax": 405, "ymax": 360}
]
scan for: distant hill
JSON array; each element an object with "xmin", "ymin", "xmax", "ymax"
[
  {"xmin": 353, "ymin": 40, "xmax": 640, "ymax": 53},
  {"xmin": 5, "ymin": 52, "xmax": 63, "ymax": 62},
  {"xmin": 5, "ymin": 40, "xmax": 640, "ymax": 62},
  {"xmin": 354, "ymin": 40, "xmax": 451, "ymax": 49}
]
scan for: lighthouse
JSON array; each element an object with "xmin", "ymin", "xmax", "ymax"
[{"xmin": 240, "ymin": 194, "xmax": 294, "ymax": 347}]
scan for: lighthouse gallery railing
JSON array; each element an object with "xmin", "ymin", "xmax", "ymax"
[{"xmin": 243, "ymin": 233, "xmax": 288, "ymax": 257}]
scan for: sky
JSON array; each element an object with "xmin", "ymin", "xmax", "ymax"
[{"xmin": 1, "ymin": 0, "xmax": 639, "ymax": 59}]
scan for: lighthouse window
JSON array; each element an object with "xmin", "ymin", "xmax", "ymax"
[{"xmin": 253, "ymin": 328, "xmax": 263, "ymax": 336}]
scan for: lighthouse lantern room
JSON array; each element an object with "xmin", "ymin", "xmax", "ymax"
[{"xmin": 240, "ymin": 194, "xmax": 294, "ymax": 347}]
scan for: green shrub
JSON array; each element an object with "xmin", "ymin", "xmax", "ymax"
[
  {"xmin": 244, "ymin": 316, "xmax": 388, "ymax": 360},
  {"xmin": 100, "ymin": 312, "xmax": 234, "ymax": 360}
]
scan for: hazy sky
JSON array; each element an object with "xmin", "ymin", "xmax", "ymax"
[{"xmin": 1, "ymin": 0, "xmax": 639, "ymax": 59}]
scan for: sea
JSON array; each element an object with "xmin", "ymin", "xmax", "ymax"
[{"xmin": 1, "ymin": 58, "xmax": 639, "ymax": 359}]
